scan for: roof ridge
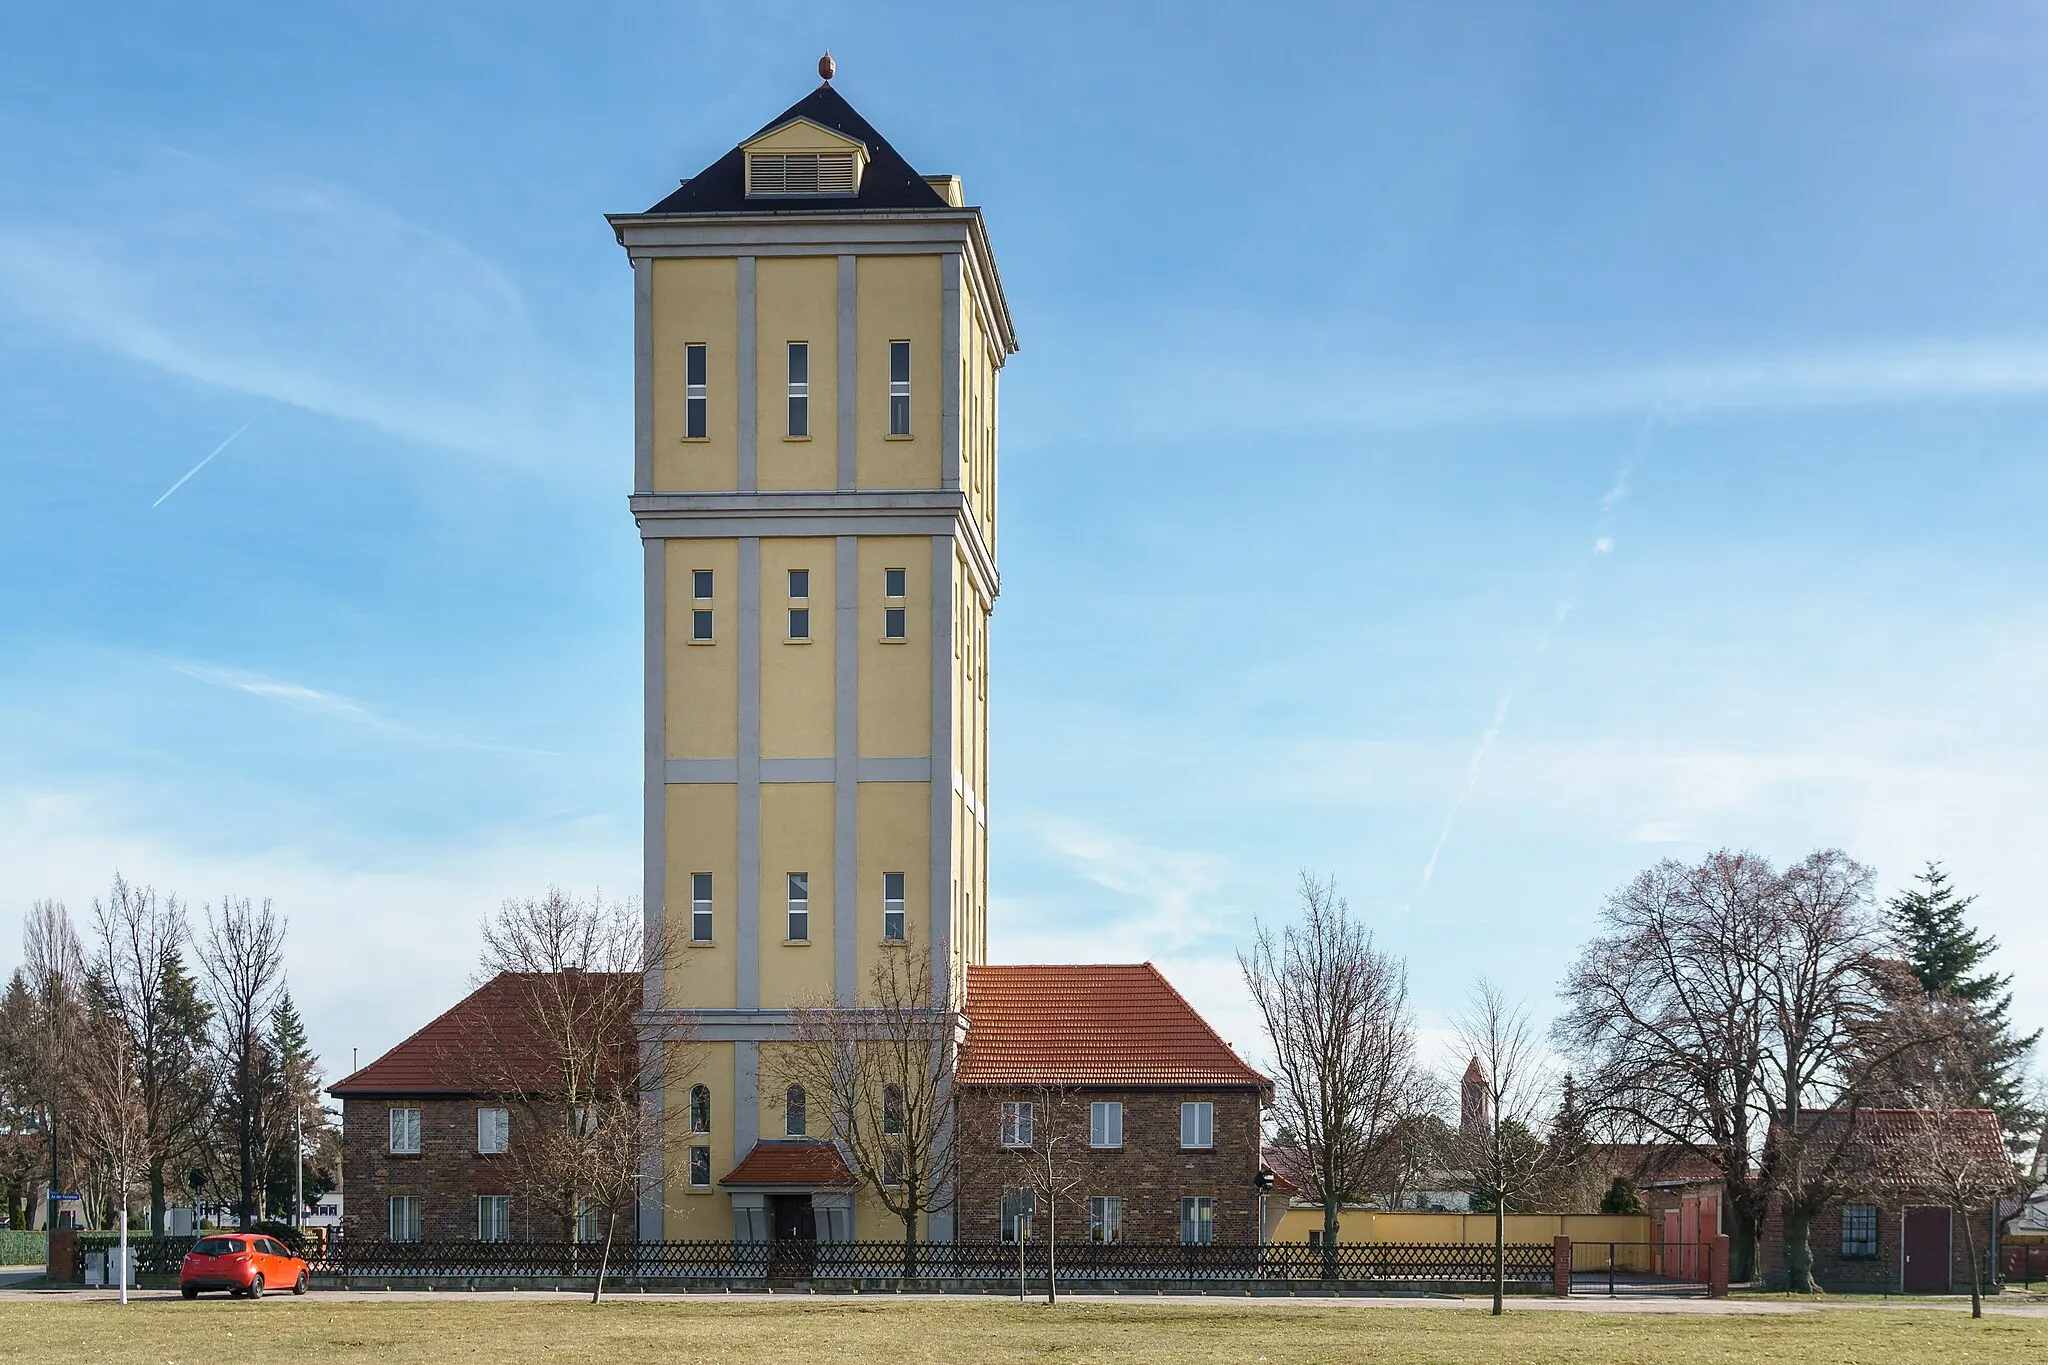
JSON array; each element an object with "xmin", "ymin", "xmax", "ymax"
[{"xmin": 1137, "ymin": 961, "xmax": 1268, "ymax": 1086}]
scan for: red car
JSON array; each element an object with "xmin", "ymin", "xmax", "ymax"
[{"xmin": 180, "ymin": 1234, "xmax": 309, "ymax": 1298}]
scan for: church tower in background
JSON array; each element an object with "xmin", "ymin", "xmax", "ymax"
[{"xmin": 608, "ymin": 59, "xmax": 1017, "ymax": 1240}]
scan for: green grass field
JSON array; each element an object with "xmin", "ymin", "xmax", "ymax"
[{"xmin": 1, "ymin": 1297, "xmax": 2043, "ymax": 1364}]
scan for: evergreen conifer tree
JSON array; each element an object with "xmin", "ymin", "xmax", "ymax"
[{"xmin": 1887, "ymin": 862, "xmax": 2042, "ymax": 1152}]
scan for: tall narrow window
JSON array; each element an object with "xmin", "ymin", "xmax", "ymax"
[
  {"xmin": 787, "ymin": 568, "xmax": 810, "ymax": 642},
  {"xmin": 888, "ymin": 340, "xmax": 911, "ymax": 435},
  {"xmin": 1000, "ymin": 1188, "xmax": 1036, "ymax": 1242},
  {"xmin": 1180, "ymin": 1101, "xmax": 1214, "ymax": 1150},
  {"xmin": 388, "ymin": 1107, "xmax": 421, "ymax": 1156},
  {"xmin": 883, "ymin": 1147, "xmax": 905, "ymax": 1186},
  {"xmin": 1090, "ymin": 1101, "xmax": 1123, "ymax": 1149},
  {"xmin": 689, "ymin": 1084, "xmax": 712, "ymax": 1135},
  {"xmin": 688, "ymin": 1146, "xmax": 712, "ymax": 1189},
  {"xmin": 1089, "ymin": 1196, "xmax": 1124, "ymax": 1244},
  {"xmin": 476, "ymin": 1106, "xmax": 509, "ymax": 1156},
  {"xmin": 883, "ymin": 567, "xmax": 907, "ymax": 641},
  {"xmin": 786, "ymin": 342, "xmax": 809, "ymax": 437},
  {"xmin": 477, "ymin": 1195, "xmax": 511, "ymax": 1242},
  {"xmin": 1179, "ymin": 1196, "xmax": 1214, "ymax": 1246},
  {"xmin": 882, "ymin": 872, "xmax": 906, "ymax": 941},
  {"xmin": 787, "ymin": 872, "xmax": 809, "ymax": 942},
  {"xmin": 883, "ymin": 1084, "xmax": 905, "ymax": 1135},
  {"xmin": 389, "ymin": 1195, "xmax": 422, "ymax": 1242},
  {"xmin": 692, "ymin": 569, "xmax": 714, "ymax": 642},
  {"xmin": 691, "ymin": 872, "xmax": 713, "ymax": 943},
  {"xmin": 685, "ymin": 343, "xmax": 708, "ymax": 438},
  {"xmin": 576, "ymin": 1199, "xmax": 604, "ymax": 1243},
  {"xmin": 785, "ymin": 1085, "xmax": 807, "ymax": 1136},
  {"xmin": 1000, "ymin": 1101, "xmax": 1034, "ymax": 1149}
]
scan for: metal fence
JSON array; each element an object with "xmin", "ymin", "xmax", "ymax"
[{"xmin": 1567, "ymin": 1242, "xmax": 1712, "ymax": 1297}]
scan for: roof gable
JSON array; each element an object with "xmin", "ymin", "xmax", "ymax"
[
  {"xmin": 959, "ymin": 963, "xmax": 1270, "ymax": 1091},
  {"xmin": 743, "ymin": 116, "xmax": 867, "ymax": 156},
  {"xmin": 645, "ymin": 84, "xmax": 949, "ymax": 216}
]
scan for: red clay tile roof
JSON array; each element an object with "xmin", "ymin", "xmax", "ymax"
[
  {"xmin": 721, "ymin": 1141, "xmax": 856, "ymax": 1187},
  {"xmin": 958, "ymin": 963, "xmax": 1269, "ymax": 1090},
  {"xmin": 1766, "ymin": 1108, "xmax": 2014, "ymax": 1191},
  {"xmin": 1584, "ymin": 1143, "xmax": 1726, "ymax": 1187},
  {"xmin": 328, "ymin": 971, "xmax": 637, "ymax": 1098},
  {"xmin": 1260, "ymin": 1147, "xmax": 1302, "ymax": 1194}
]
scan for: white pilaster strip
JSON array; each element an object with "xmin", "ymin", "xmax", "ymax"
[
  {"xmin": 928, "ymin": 535, "xmax": 955, "ymax": 1003},
  {"xmin": 633, "ymin": 256, "xmax": 654, "ymax": 493},
  {"xmin": 737, "ymin": 256, "xmax": 758, "ymax": 493},
  {"xmin": 834, "ymin": 534, "xmax": 859, "ymax": 1005},
  {"xmin": 837, "ymin": 254, "xmax": 857, "ymax": 492},
  {"xmin": 644, "ymin": 540, "xmax": 667, "ymax": 1013},
  {"xmin": 734, "ymin": 1038, "xmax": 760, "ymax": 1159},
  {"xmin": 939, "ymin": 253, "xmax": 962, "ymax": 491},
  {"xmin": 737, "ymin": 536, "xmax": 761, "ymax": 1009}
]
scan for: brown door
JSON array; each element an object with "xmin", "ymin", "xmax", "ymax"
[{"xmin": 1902, "ymin": 1206, "xmax": 1951, "ymax": 1293}]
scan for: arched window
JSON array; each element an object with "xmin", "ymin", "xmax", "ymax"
[
  {"xmin": 689, "ymin": 1084, "xmax": 711, "ymax": 1135},
  {"xmin": 785, "ymin": 1085, "xmax": 807, "ymax": 1137},
  {"xmin": 882, "ymin": 1084, "xmax": 904, "ymax": 1136}
]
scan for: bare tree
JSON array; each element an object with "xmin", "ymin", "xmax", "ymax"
[
  {"xmin": 5, "ymin": 902, "xmax": 89, "ymax": 1227},
  {"xmin": 775, "ymin": 954, "xmax": 958, "ymax": 1279},
  {"xmin": 1452, "ymin": 979, "xmax": 1567, "ymax": 1316},
  {"xmin": 1240, "ymin": 872, "xmax": 1428, "ymax": 1279},
  {"xmin": 971, "ymin": 1082, "xmax": 1089, "ymax": 1304},
  {"xmin": 88, "ymin": 877, "xmax": 214, "ymax": 1234},
  {"xmin": 470, "ymin": 887, "xmax": 691, "ymax": 1304},
  {"xmin": 72, "ymin": 1003, "xmax": 148, "ymax": 1250},
  {"xmin": 1882, "ymin": 1067, "xmax": 2020, "ymax": 1318},
  {"xmin": 196, "ymin": 896, "xmax": 286, "ymax": 1228}
]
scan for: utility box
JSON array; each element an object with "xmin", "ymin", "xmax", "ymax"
[
  {"xmin": 166, "ymin": 1207, "xmax": 197, "ymax": 1237},
  {"xmin": 83, "ymin": 1247, "xmax": 133, "ymax": 1288}
]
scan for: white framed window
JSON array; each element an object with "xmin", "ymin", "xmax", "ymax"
[
  {"xmin": 477, "ymin": 1195, "xmax": 511, "ymax": 1242},
  {"xmin": 787, "ymin": 568, "xmax": 811, "ymax": 641},
  {"xmin": 1180, "ymin": 1101, "xmax": 1214, "ymax": 1150},
  {"xmin": 1842, "ymin": 1203, "xmax": 1879, "ymax": 1259},
  {"xmin": 690, "ymin": 570, "xmax": 714, "ymax": 643},
  {"xmin": 882, "ymin": 567, "xmax": 907, "ymax": 642},
  {"xmin": 787, "ymin": 872, "xmax": 809, "ymax": 942},
  {"xmin": 883, "ymin": 1084, "xmax": 905, "ymax": 1136},
  {"xmin": 1090, "ymin": 1101, "xmax": 1123, "ymax": 1149},
  {"xmin": 1179, "ymin": 1195, "xmax": 1214, "ymax": 1245},
  {"xmin": 691, "ymin": 872, "xmax": 713, "ymax": 943},
  {"xmin": 1089, "ymin": 1195, "xmax": 1123, "ymax": 1244},
  {"xmin": 688, "ymin": 1145, "xmax": 712, "ymax": 1188},
  {"xmin": 885, "ymin": 566, "xmax": 907, "ymax": 599},
  {"xmin": 882, "ymin": 872, "xmax": 906, "ymax": 941},
  {"xmin": 576, "ymin": 1198, "xmax": 605, "ymax": 1243},
  {"xmin": 388, "ymin": 1106, "xmax": 421, "ymax": 1156},
  {"xmin": 685, "ymin": 343, "xmax": 707, "ymax": 439},
  {"xmin": 786, "ymin": 342, "xmax": 809, "ymax": 436},
  {"xmin": 888, "ymin": 341, "xmax": 911, "ymax": 435},
  {"xmin": 1000, "ymin": 1188, "xmax": 1036, "ymax": 1243},
  {"xmin": 788, "ymin": 568, "xmax": 809, "ymax": 599},
  {"xmin": 689, "ymin": 1084, "xmax": 711, "ymax": 1134},
  {"xmin": 389, "ymin": 1195, "xmax": 422, "ymax": 1242},
  {"xmin": 476, "ymin": 1106, "xmax": 509, "ymax": 1156},
  {"xmin": 1000, "ymin": 1100, "xmax": 1034, "ymax": 1149},
  {"xmin": 785, "ymin": 1085, "xmax": 807, "ymax": 1137}
]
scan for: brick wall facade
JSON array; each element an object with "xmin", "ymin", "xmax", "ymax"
[
  {"xmin": 955, "ymin": 1087, "xmax": 1264, "ymax": 1244},
  {"xmin": 1760, "ymin": 1192, "xmax": 1996, "ymax": 1292},
  {"xmin": 341, "ymin": 1096, "xmax": 565, "ymax": 1242}
]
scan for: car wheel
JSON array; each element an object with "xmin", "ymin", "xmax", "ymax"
[
  {"xmin": 181, "ymin": 1287, "xmax": 198, "ymax": 1300},
  {"xmin": 293, "ymin": 1271, "xmax": 308, "ymax": 1296},
  {"xmin": 249, "ymin": 1273, "xmax": 264, "ymax": 1299}
]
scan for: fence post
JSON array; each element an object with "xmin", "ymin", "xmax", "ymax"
[
  {"xmin": 1708, "ymin": 1233, "xmax": 1729, "ymax": 1298},
  {"xmin": 1552, "ymin": 1236, "xmax": 1571, "ymax": 1298}
]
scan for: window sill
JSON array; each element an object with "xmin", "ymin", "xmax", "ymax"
[
  {"xmin": 1181, "ymin": 1146, "xmax": 1215, "ymax": 1153},
  {"xmin": 386, "ymin": 1152, "xmax": 423, "ymax": 1160},
  {"xmin": 781, "ymin": 938, "xmax": 812, "ymax": 947},
  {"xmin": 684, "ymin": 1185, "xmax": 715, "ymax": 1196},
  {"xmin": 686, "ymin": 940, "xmax": 718, "ymax": 949},
  {"xmin": 687, "ymin": 637, "xmax": 716, "ymax": 646},
  {"xmin": 884, "ymin": 433, "xmax": 914, "ymax": 442},
  {"xmin": 880, "ymin": 938, "xmax": 910, "ymax": 948},
  {"xmin": 782, "ymin": 435, "xmax": 812, "ymax": 443},
  {"xmin": 680, "ymin": 436, "xmax": 711, "ymax": 444},
  {"xmin": 784, "ymin": 637, "xmax": 813, "ymax": 645},
  {"xmin": 879, "ymin": 637, "xmax": 908, "ymax": 645},
  {"xmin": 1090, "ymin": 1145, "xmax": 1124, "ymax": 1152}
]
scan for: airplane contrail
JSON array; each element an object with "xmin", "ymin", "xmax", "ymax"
[{"xmin": 152, "ymin": 415, "xmax": 262, "ymax": 508}]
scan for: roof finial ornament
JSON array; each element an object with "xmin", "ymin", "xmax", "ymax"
[{"xmin": 818, "ymin": 51, "xmax": 835, "ymax": 83}]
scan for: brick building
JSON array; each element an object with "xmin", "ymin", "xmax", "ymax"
[
  {"xmin": 329, "ymin": 971, "xmax": 636, "ymax": 1243},
  {"xmin": 955, "ymin": 963, "xmax": 1271, "ymax": 1245},
  {"xmin": 1759, "ymin": 1108, "xmax": 2010, "ymax": 1292}
]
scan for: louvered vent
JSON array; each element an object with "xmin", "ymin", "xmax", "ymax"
[{"xmin": 747, "ymin": 152, "xmax": 859, "ymax": 197}]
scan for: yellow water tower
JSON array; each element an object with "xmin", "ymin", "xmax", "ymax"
[{"xmin": 608, "ymin": 60, "xmax": 1016, "ymax": 1241}]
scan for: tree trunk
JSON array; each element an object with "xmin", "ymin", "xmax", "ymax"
[
  {"xmin": 1784, "ymin": 1205, "xmax": 1815, "ymax": 1293},
  {"xmin": 1958, "ymin": 1205, "xmax": 1981, "ymax": 1320},
  {"xmin": 1046, "ymin": 1193, "xmax": 1057, "ymax": 1306},
  {"xmin": 1492, "ymin": 1205, "xmax": 1505, "ymax": 1316},
  {"xmin": 901, "ymin": 1204, "xmax": 919, "ymax": 1283},
  {"xmin": 592, "ymin": 1209, "xmax": 615, "ymax": 1305},
  {"xmin": 149, "ymin": 1165, "xmax": 166, "ymax": 1237},
  {"xmin": 1321, "ymin": 1197, "xmax": 1339, "ymax": 1282},
  {"xmin": 1726, "ymin": 1193, "xmax": 1761, "ymax": 1284}
]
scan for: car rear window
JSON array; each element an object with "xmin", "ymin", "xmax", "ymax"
[{"xmin": 193, "ymin": 1238, "xmax": 243, "ymax": 1255}]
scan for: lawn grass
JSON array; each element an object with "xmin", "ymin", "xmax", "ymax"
[{"xmin": 2, "ymin": 1297, "xmax": 2043, "ymax": 1365}]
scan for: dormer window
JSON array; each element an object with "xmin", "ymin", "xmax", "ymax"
[{"xmin": 747, "ymin": 152, "xmax": 859, "ymax": 198}]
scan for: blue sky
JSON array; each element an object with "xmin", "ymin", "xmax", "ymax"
[{"xmin": 5, "ymin": 2, "xmax": 2046, "ymax": 1088}]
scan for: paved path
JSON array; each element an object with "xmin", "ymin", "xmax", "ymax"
[{"xmin": 1, "ymin": 1286, "xmax": 2042, "ymax": 1316}]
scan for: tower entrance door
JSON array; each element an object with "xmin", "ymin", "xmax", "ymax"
[{"xmin": 770, "ymin": 1195, "xmax": 818, "ymax": 1280}]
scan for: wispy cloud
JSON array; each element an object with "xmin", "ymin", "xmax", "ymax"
[
  {"xmin": 0, "ymin": 145, "xmax": 558, "ymax": 458},
  {"xmin": 1023, "ymin": 814, "xmax": 1229, "ymax": 950},
  {"xmin": 167, "ymin": 660, "xmax": 544, "ymax": 755}
]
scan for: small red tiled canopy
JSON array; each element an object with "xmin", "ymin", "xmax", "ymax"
[
  {"xmin": 959, "ymin": 963, "xmax": 1269, "ymax": 1091},
  {"xmin": 721, "ymin": 1141, "xmax": 857, "ymax": 1188}
]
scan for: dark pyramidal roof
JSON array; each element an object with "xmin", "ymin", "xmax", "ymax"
[{"xmin": 646, "ymin": 83, "xmax": 951, "ymax": 216}]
